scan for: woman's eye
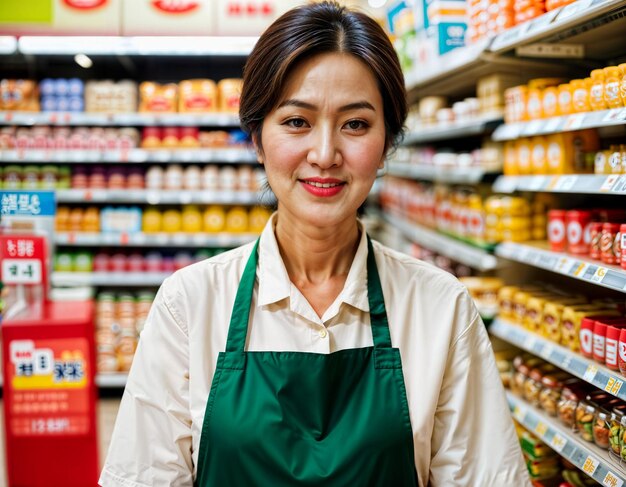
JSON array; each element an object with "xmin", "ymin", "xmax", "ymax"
[
  {"xmin": 286, "ymin": 118, "xmax": 307, "ymax": 128},
  {"xmin": 346, "ymin": 120, "xmax": 367, "ymax": 131}
]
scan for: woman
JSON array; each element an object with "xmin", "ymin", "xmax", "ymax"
[{"xmin": 100, "ymin": 2, "xmax": 529, "ymax": 486}]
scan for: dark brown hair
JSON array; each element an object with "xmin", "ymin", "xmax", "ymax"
[{"xmin": 239, "ymin": 1, "xmax": 407, "ymax": 152}]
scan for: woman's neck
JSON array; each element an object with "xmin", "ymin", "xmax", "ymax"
[{"xmin": 274, "ymin": 211, "xmax": 361, "ymax": 286}]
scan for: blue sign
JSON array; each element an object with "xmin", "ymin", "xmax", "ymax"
[{"xmin": 0, "ymin": 191, "xmax": 56, "ymax": 217}]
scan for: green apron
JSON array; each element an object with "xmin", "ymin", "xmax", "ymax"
[{"xmin": 195, "ymin": 236, "xmax": 418, "ymax": 486}]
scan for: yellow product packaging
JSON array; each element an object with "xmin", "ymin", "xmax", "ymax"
[
  {"xmin": 504, "ymin": 85, "xmax": 529, "ymax": 123},
  {"xmin": 603, "ymin": 66, "xmax": 623, "ymax": 109},
  {"xmin": 162, "ymin": 209, "xmax": 182, "ymax": 233},
  {"xmin": 225, "ymin": 206, "xmax": 249, "ymax": 233},
  {"xmin": 178, "ymin": 79, "xmax": 217, "ymax": 113},
  {"xmin": 515, "ymin": 138, "xmax": 532, "ymax": 175},
  {"xmin": 526, "ymin": 88, "xmax": 544, "ymax": 120},
  {"xmin": 498, "ymin": 286, "xmax": 520, "ymax": 321},
  {"xmin": 561, "ymin": 305, "xmax": 621, "ymax": 351},
  {"xmin": 249, "ymin": 207, "xmax": 271, "ymax": 233},
  {"xmin": 557, "ymin": 83, "xmax": 572, "ymax": 116},
  {"xmin": 541, "ymin": 87, "xmax": 559, "ymax": 118},
  {"xmin": 589, "ymin": 69, "xmax": 607, "ymax": 111},
  {"xmin": 542, "ymin": 298, "xmax": 588, "ymax": 343},
  {"xmin": 501, "ymin": 197, "xmax": 530, "ymax": 217},
  {"xmin": 181, "ymin": 206, "xmax": 203, "ymax": 233},
  {"xmin": 503, "ymin": 141, "xmax": 518, "ymax": 175},
  {"xmin": 530, "ymin": 136, "xmax": 547, "ymax": 174},
  {"xmin": 524, "ymin": 296, "xmax": 551, "ymax": 333},
  {"xmin": 513, "ymin": 291, "xmax": 554, "ymax": 326},
  {"xmin": 204, "ymin": 205, "xmax": 226, "ymax": 233},
  {"xmin": 570, "ymin": 79, "xmax": 590, "ymax": 113}
]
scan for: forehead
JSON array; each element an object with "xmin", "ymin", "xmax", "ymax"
[{"xmin": 278, "ymin": 52, "xmax": 381, "ymax": 104}]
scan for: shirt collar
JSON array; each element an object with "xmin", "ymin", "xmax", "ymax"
[{"xmin": 257, "ymin": 213, "xmax": 370, "ymax": 313}]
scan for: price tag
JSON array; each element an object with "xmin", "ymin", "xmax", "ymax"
[
  {"xmin": 67, "ymin": 233, "xmax": 76, "ymax": 244},
  {"xmin": 603, "ymin": 471, "xmax": 624, "ymax": 487},
  {"xmin": 606, "ymin": 378, "xmax": 623, "ymax": 395},
  {"xmin": 563, "ymin": 113, "xmax": 586, "ymax": 130},
  {"xmin": 556, "ymin": 257, "xmax": 574, "ymax": 273},
  {"xmin": 550, "ymin": 433, "xmax": 566, "ymax": 452},
  {"xmin": 543, "ymin": 116, "xmax": 563, "ymax": 133},
  {"xmin": 172, "ymin": 233, "xmax": 189, "ymax": 245},
  {"xmin": 584, "ymin": 364, "xmax": 598, "ymax": 382},
  {"xmin": 562, "ymin": 355, "xmax": 572, "ymax": 369},
  {"xmin": 554, "ymin": 175, "xmax": 578, "ymax": 191},
  {"xmin": 1, "ymin": 259, "xmax": 42, "ymax": 284},
  {"xmin": 535, "ymin": 422, "xmax": 548, "ymax": 437},
  {"xmin": 528, "ymin": 175, "xmax": 547, "ymax": 190},
  {"xmin": 84, "ymin": 190, "xmax": 93, "ymax": 202},
  {"xmin": 513, "ymin": 405, "xmax": 526, "ymax": 422},
  {"xmin": 4, "ymin": 111, "xmax": 13, "ymax": 122},
  {"xmin": 600, "ymin": 175, "xmax": 620, "ymax": 192},
  {"xmin": 582, "ymin": 455, "xmax": 599, "ymax": 476},
  {"xmin": 602, "ymin": 107, "xmax": 626, "ymax": 123},
  {"xmin": 572, "ymin": 262, "xmax": 588, "ymax": 277},
  {"xmin": 610, "ymin": 176, "xmax": 626, "ymax": 194},
  {"xmin": 133, "ymin": 233, "xmax": 146, "ymax": 245},
  {"xmin": 119, "ymin": 233, "xmax": 130, "ymax": 245},
  {"xmin": 591, "ymin": 266, "xmax": 608, "ymax": 282}
]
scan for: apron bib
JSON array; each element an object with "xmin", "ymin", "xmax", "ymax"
[{"xmin": 195, "ymin": 237, "xmax": 418, "ymax": 486}]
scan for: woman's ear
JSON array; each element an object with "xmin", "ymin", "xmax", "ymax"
[{"xmin": 251, "ymin": 131, "xmax": 264, "ymax": 165}]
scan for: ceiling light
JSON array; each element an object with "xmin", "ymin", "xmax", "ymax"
[{"xmin": 74, "ymin": 53, "xmax": 93, "ymax": 68}]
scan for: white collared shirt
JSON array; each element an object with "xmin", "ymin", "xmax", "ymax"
[{"xmin": 100, "ymin": 214, "xmax": 530, "ymax": 487}]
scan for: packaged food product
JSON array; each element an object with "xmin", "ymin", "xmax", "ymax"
[
  {"xmin": 547, "ymin": 210, "xmax": 567, "ymax": 251},
  {"xmin": 181, "ymin": 206, "xmax": 202, "ymax": 233},
  {"xmin": 604, "ymin": 66, "xmax": 623, "ymax": 109},
  {"xmin": 571, "ymin": 79, "xmax": 590, "ymax": 113},
  {"xmin": 498, "ymin": 286, "xmax": 520, "ymax": 320},
  {"xmin": 218, "ymin": 79, "xmax": 243, "ymax": 113},
  {"xmin": 249, "ymin": 207, "xmax": 271, "ymax": 233},
  {"xmin": 142, "ymin": 208, "xmax": 162, "ymax": 233},
  {"xmin": 589, "ymin": 221, "xmax": 604, "ymax": 259},
  {"xmin": 204, "ymin": 205, "xmax": 226, "ymax": 233},
  {"xmin": 605, "ymin": 325, "xmax": 624, "ymax": 371},
  {"xmin": 539, "ymin": 373, "xmax": 572, "ymax": 416},
  {"xmin": 541, "ymin": 87, "xmax": 558, "ymax": 118},
  {"xmin": 542, "ymin": 298, "xmax": 586, "ymax": 343},
  {"xmin": 589, "ymin": 69, "xmax": 607, "ymax": 111},
  {"xmin": 621, "ymin": 414, "xmax": 626, "ymax": 460},
  {"xmin": 503, "ymin": 141, "xmax": 518, "ymax": 175},
  {"xmin": 557, "ymin": 83, "xmax": 572, "ymax": 116},
  {"xmin": 619, "ymin": 327, "xmax": 626, "ymax": 377},
  {"xmin": 593, "ymin": 407, "xmax": 612, "ymax": 448},
  {"xmin": 183, "ymin": 166, "xmax": 201, "ymax": 190},
  {"xmin": 515, "ymin": 138, "xmax": 532, "ymax": 175},
  {"xmin": 524, "ymin": 364, "xmax": 557, "ymax": 406},
  {"xmin": 622, "ymin": 224, "xmax": 626, "ymax": 270},
  {"xmin": 561, "ymin": 307, "xmax": 621, "ymax": 352},
  {"xmin": 225, "ymin": 206, "xmax": 249, "ymax": 233},
  {"xmin": 164, "ymin": 165, "xmax": 184, "ymax": 190},
  {"xmin": 609, "ymin": 405, "xmax": 626, "ymax": 455},
  {"xmin": 161, "ymin": 127, "xmax": 179, "ymax": 149},
  {"xmin": 558, "ymin": 383, "xmax": 588, "ymax": 428},
  {"xmin": 512, "ymin": 355, "xmax": 544, "ymax": 397},
  {"xmin": 577, "ymin": 398, "xmax": 601, "ymax": 442},
  {"xmin": 526, "ymin": 88, "xmax": 543, "ymax": 120},
  {"xmin": 162, "ymin": 209, "xmax": 182, "ymax": 233},
  {"xmin": 530, "ymin": 136, "xmax": 547, "ymax": 174},
  {"xmin": 593, "ymin": 321, "xmax": 608, "ymax": 363},
  {"xmin": 566, "ymin": 210, "xmax": 593, "ymax": 254},
  {"xmin": 519, "ymin": 431, "xmax": 555, "ymax": 460},
  {"xmin": 600, "ymin": 222, "xmax": 622, "ymax": 265},
  {"xmin": 139, "ymin": 82, "xmax": 177, "ymax": 113},
  {"xmin": 178, "ymin": 79, "xmax": 217, "ymax": 112},
  {"xmin": 180, "ymin": 127, "xmax": 200, "ymax": 148}
]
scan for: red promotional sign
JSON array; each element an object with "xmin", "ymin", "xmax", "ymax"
[
  {"xmin": 0, "ymin": 235, "xmax": 48, "ymax": 288},
  {"xmin": 152, "ymin": 0, "xmax": 200, "ymax": 14},
  {"xmin": 8, "ymin": 338, "xmax": 91, "ymax": 436},
  {"xmin": 62, "ymin": 0, "xmax": 108, "ymax": 10}
]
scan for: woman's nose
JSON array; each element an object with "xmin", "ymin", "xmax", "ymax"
[{"xmin": 306, "ymin": 126, "xmax": 342, "ymax": 168}]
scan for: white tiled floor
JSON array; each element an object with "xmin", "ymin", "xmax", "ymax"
[{"xmin": 0, "ymin": 398, "xmax": 121, "ymax": 486}]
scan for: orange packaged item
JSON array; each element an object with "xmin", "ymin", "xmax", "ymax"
[
  {"xmin": 179, "ymin": 79, "xmax": 217, "ymax": 113},
  {"xmin": 504, "ymin": 85, "xmax": 528, "ymax": 123},
  {"xmin": 619, "ymin": 63, "xmax": 626, "ymax": 106},
  {"xmin": 225, "ymin": 206, "xmax": 249, "ymax": 233},
  {"xmin": 141, "ymin": 127, "xmax": 161, "ymax": 149},
  {"xmin": 161, "ymin": 127, "xmax": 180, "ymax": 149},
  {"xmin": 545, "ymin": 133, "xmax": 569, "ymax": 174},
  {"xmin": 204, "ymin": 206, "xmax": 226, "ymax": 233},
  {"xmin": 557, "ymin": 83, "xmax": 572, "ymax": 115},
  {"xmin": 162, "ymin": 209, "xmax": 182, "ymax": 233},
  {"xmin": 218, "ymin": 79, "xmax": 243, "ymax": 113},
  {"xmin": 542, "ymin": 86, "xmax": 558, "ymax": 118},
  {"xmin": 139, "ymin": 82, "xmax": 178, "ymax": 113},
  {"xmin": 571, "ymin": 78, "xmax": 591, "ymax": 113},
  {"xmin": 503, "ymin": 141, "xmax": 518, "ymax": 175},
  {"xmin": 0, "ymin": 79, "xmax": 39, "ymax": 111},
  {"xmin": 604, "ymin": 66, "xmax": 624, "ymax": 109},
  {"xmin": 589, "ymin": 69, "xmax": 607, "ymax": 111},
  {"xmin": 526, "ymin": 88, "xmax": 543, "ymax": 120},
  {"xmin": 515, "ymin": 138, "xmax": 532, "ymax": 175},
  {"xmin": 530, "ymin": 136, "xmax": 547, "ymax": 174}
]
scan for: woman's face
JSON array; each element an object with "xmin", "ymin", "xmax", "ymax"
[{"xmin": 257, "ymin": 52, "xmax": 387, "ymax": 229}]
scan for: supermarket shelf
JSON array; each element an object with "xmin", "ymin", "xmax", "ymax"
[
  {"xmin": 381, "ymin": 212, "xmax": 500, "ymax": 271},
  {"xmin": 0, "ymin": 36, "xmax": 17, "ymax": 55},
  {"xmin": 0, "ymin": 148, "xmax": 257, "ymax": 164},
  {"xmin": 95, "ymin": 373, "xmax": 128, "ymax": 388},
  {"xmin": 55, "ymin": 189, "xmax": 260, "ymax": 205},
  {"xmin": 492, "ymin": 108, "xmax": 626, "ymax": 141},
  {"xmin": 402, "ymin": 115, "xmax": 503, "ymax": 145},
  {"xmin": 55, "ymin": 232, "xmax": 257, "ymax": 247},
  {"xmin": 507, "ymin": 391, "xmax": 626, "ymax": 485},
  {"xmin": 52, "ymin": 272, "xmax": 170, "ymax": 287},
  {"xmin": 493, "ymin": 174, "xmax": 626, "ymax": 194},
  {"xmin": 17, "ymin": 36, "xmax": 257, "ymax": 56},
  {"xmin": 387, "ymin": 161, "xmax": 500, "ymax": 184},
  {"xmin": 0, "ymin": 111, "xmax": 241, "ymax": 127},
  {"xmin": 492, "ymin": 318, "xmax": 626, "ymax": 401},
  {"xmin": 490, "ymin": 0, "xmax": 626, "ymax": 54},
  {"xmin": 496, "ymin": 241, "xmax": 626, "ymax": 293}
]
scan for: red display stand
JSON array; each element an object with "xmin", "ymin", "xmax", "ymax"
[{"xmin": 2, "ymin": 300, "xmax": 98, "ymax": 487}]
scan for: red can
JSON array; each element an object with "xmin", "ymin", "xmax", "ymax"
[
  {"xmin": 548, "ymin": 209, "xmax": 567, "ymax": 252},
  {"xmin": 580, "ymin": 317, "xmax": 596, "ymax": 358},
  {"xmin": 589, "ymin": 222, "xmax": 604, "ymax": 260},
  {"xmin": 593, "ymin": 321, "xmax": 608, "ymax": 363},
  {"xmin": 605, "ymin": 326, "xmax": 623, "ymax": 371},
  {"xmin": 566, "ymin": 210, "xmax": 593, "ymax": 255},
  {"xmin": 619, "ymin": 328, "xmax": 626, "ymax": 376},
  {"xmin": 601, "ymin": 222, "xmax": 621, "ymax": 265},
  {"xmin": 621, "ymin": 224, "xmax": 626, "ymax": 270}
]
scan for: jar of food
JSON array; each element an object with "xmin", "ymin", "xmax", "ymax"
[
  {"xmin": 512, "ymin": 355, "xmax": 541, "ymax": 397},
  {"xmin": 604, "ymin": 66, "xmax": 623, "ymax": 109},
  {"xmin": 524, "ymin": 364, "xmax": 557, "ymax": 406},
  {"xmin": 539, "ymin": 373, "xmax": 572, "ymax": 415},
  {"xmin": 593, "ymin": 407, "xmax": 612, "ymax": 449},
  {"xmin": 576, "ymin": 399, "xmax": 599, "ymax": 441},
  {"xmin": 620, "ymin": 414, "xmax": 626, "ymax": 461},
  {"xmin": 571, "ymin": 79, "xmax": 590, "ymax": 113},
  {"xmin": 610, "ymin": 405, "xmax": 626, "ymax": 455},
  {"xmin": 589, "ymin": 69, "xmax": 607, "ymax": 111}
]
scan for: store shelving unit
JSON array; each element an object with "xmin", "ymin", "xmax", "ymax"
[
  {"xmin": 95, "ymin": 373, "xmax": 128, "ymax": 388},
  {"xmin": 402, "ymin": 115, "xmax": 503, "ymax": 145},
  {"xmin": 0, "ymin": 148, "xmax": 257, "ymax": 164},
  {"xmin": 54, "ymin": 232, "xmax": 257, "ymax": 247},
  {"xmin": 493, "ymin": 174, "xmax": 626, "ymax": 194},
  {"xmin": 381, "ymin": 212, "xmax": 500, "ymax": 271},
  {"xmin": 492, "ymin": 107, "xmax": 626, "ymax": 142},
  {"xmin": 496, "ymin": 241, "xmax": 626, "ymax": 293},
  {"xmin": 0, "ymin": 111, "xmax": 241, "ymax": 127},
  {"xmin": 55, "ymin": 189, "xmax": 260, "ymax": 205},
  {"xmin": 52, "ymin": 271, "xmax": 171, "ymax": 287},
  {"xmin": 491, "ymin": 318, "xmax": 626, "ymax": 400},
  {"xmin": 387, "ymin": 161, "xmax": 500, "ymax": 184},
  {"xmin": 507, "ymin": 391, "xmax": 626, "ymax": 484}
]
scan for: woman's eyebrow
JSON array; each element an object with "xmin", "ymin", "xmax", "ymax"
[{"xmin": 277, "ymin": 99, "xmax": 376, "ymax": 112}]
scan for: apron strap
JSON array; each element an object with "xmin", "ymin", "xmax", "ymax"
[{"xmin": 224, "ymin": 235, "xmax": 393, "ymax": 352}]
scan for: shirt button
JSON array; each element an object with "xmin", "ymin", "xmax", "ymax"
[{"xmin": 318, "ymin": 329, "xmax": 328, "ymax": 338}]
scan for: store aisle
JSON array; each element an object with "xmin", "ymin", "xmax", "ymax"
[{"xmin": 0, "ymin": 398, "xmax": 121, "ymax": 486}]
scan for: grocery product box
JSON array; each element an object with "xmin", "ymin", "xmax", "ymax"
[
  {"xmin": 214, "ymin": 0, "xmax": 301, "ymax": 36},
  {"xmin": 122, "ymin": 0, "xmax": 214, "ymax": 35},
  {"xmin": 0, "ymin": 0, "xmax": 122, "ymax": 35}
]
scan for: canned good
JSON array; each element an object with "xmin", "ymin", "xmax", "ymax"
[
  {"xmin": 589, "ymin": 221, "xmax": 604, "ymax": 260},
  {"xmin": 601, "ymin": 222, "xmax": 621, "ymax": 265},
  {"xmin": 580, "ymin": 317, "xmax": 596, "ymax": 358},
  {"xmin": 566, "ymin": 210, "xmax": 593, "ymax": 255},
  {"xmin": 548, "ymin": 210, "xmax": 567, "ymax": 251},
  {"xmin": 606, "ymin": 325, "xmax": 623, "ymax": 371}
]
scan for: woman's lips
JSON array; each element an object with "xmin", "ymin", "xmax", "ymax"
[{"xmin": 299, "ymin": 178, "xmax": 345, "ymax": 197}]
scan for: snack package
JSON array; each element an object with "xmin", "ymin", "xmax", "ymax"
[
  {"xmin": 139, "ymin": 82, "xmax": 178, "ymax": 113},
  {"xmin": 179, "ymin": 79, "xmax": 217, "ymax": 112}
]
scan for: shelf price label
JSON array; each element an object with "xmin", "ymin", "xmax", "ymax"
[
  {"xmin": 605, "ymin": 377, "xmax": 623, "ymax": 396},
  {"xmin": 549, "ymin": 433, "xmax": 566, "ymax": 453},
  {"xmin": 513, "ymin": 405, "xmax": 526, "ymax": 422},
  {"xmin": 591, "ymin": 267, "xmax": 608, "ymax": 282},
  {"xmin": 563, "ymin": 113, "xmax": 586, "ymax": 130},
  {"xmin": 582, "ymin": 455, "xmax": 599, "ymax": 476},
  {"xmin": 584, "ymin": 364, "xmax": 598, "ymax": 382},
  {"xmin": 600, "ymin": 175, "xmax": 620, "ymax": 192},
  {"xmin": 603, "ymin": 471, "xmax": 624, "ymax": 487},
  {"xmin": 553, "ymin": 175, "xmax": 578, "ymax": 191},
  {"xmin": 535, "ymin": 422, "xmax": 548, "ymax": 437},
  {"xmin": 543, "ymin": 116, "xmax": 563, "ymax": 134}
]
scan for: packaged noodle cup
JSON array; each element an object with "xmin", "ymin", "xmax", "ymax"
[
  {"xmin": 548, "ymin": 210, "xmax": 567, "ymax": 251},
  {"xmin": 566, "ymin": 210, "xmax": 593, "ymax": 255}
]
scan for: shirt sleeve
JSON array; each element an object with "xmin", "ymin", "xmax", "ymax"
[
  {"xmin": 99, "ymin": 278, "xmax": 193, "ymax": 487},
  {"xmin": 429, "ymin": 298, "xmax": 531, "ymax": 486}
]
